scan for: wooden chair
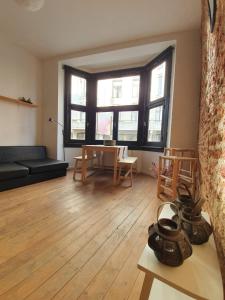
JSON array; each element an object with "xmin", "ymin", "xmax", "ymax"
[
  {"xmin": 164, "ymin": 148, "xmax": 196, "ymax": 185},
  {"xmin": 157, "ymin": 155, "xmax": 197, "ymax": 199},
  {"xmin": 164, "ymin": 148, "xmax": 196, "ymax": 157},
  {"xmin": 117, "ymin": 157, "xmax": 138, "ymax": 187},
  {"xmin": 73, "ymin": 153, "xmax": 98, "ymax": 181}
]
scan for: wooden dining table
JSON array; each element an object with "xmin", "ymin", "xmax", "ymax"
[{"xmin": 81, "ymin": 145, "xmax": 126, "ymax": 185}]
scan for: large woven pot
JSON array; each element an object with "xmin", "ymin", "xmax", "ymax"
[
  {"xmin": 173, "ymin": 206, "xmax": 213, "ymax": 245},
  {"xmin": 174, "ymin": 183, "xmax": 196, "ymax": 210},
  {"xmin": 148, "ymin": 202, "xmax": 192, "ymax": 267}
]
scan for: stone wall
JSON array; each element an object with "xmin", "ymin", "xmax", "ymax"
[{"xmin": 199, "ymin": 0, "xmax": 225, "ymax": 284}]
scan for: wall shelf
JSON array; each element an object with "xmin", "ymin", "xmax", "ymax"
[{"xmin": 0, "ymin": 95, "xmax": 38, "ymax": 108}]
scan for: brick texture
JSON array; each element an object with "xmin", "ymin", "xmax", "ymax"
[{"xmin": 199, "ymin": 0, "xmax": 225, "ymax": 286}]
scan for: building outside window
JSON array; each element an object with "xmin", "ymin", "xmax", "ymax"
[
  {"xmin": 71, "ymin": 110, "xmax": 86, "ymax": 140},
  {"xmin": 71, "ymin": 75, "xmax": 86, "ymax": 106},
  {"xmin": 118, "ymin": 111, "xmax": 138, "ymax": 141},
  {"xmin": 132, "ymin": 78, "xmax": 140, "ymax": 99},
  {"xmin": 148, "ymin": 106, "xmax": 163, "ymax": 142},
  {"xmin": 95, "ymin": 112, "xmax": 113, "ymax": 140},
  {"xmin": 97, "ymin": 76, "xmax": 140, "ymax": 107},
  {"xmin": 150, "ymin": 62, "xmax": 166, "ymax": 102},
  {"xmin": 112, "ymin": 79, "xmax": 122, "ymax": 99}
]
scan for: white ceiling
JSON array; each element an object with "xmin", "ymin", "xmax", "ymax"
[
  {"xmin": 0, "ymin": 0, "xmax": 201, "ymax": 59},
  {"xmin": 62, "ymin": 40, "xmax": 175, "ymax": 72}
]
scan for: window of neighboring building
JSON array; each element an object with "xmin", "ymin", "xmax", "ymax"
[
  {"xmin": 95, "ymin": 112, "xmax": 113, "ymax": 140},
  {"xmin": 71, "ymin": 110, "xmax": 86, "ymax": 140},
  {"xmin": 97, "ymin": 75, "xmax": 140, "ymax": 107},
  {"xmin": 71, "ymin": 75, "xmax": 86, "ymax": 106},
  {"xmin": 148, "ymin": 106, "xmax": 163, "ymax": 142},
  {"xmin": 132, "ymin": 78, "xmax": 140, "ymax": 99},
  {"xmin": 118, "ymin": 111, "xmax": 138, "ymax": 141},
  {"xmin": 150, "ymin": 62, "xmax": 166, "ymax": 102},
  {"xmin": 112, "ymin": 79, "xmax": 122, "ymax": 99},
  {"xmin": 64, "ymin": 47, "xmax": 173, "ymax": 150}
]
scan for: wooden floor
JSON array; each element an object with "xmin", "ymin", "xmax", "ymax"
[{"xmin": 0, "ymin": 171, "xmax": 160, "ymax": 300}]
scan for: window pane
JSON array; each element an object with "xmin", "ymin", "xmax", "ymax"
[
  {"xmin": 148, "ymin": 106, "xmax": 163, "ymax": 142},
  {"xmin": 96, "ymin": 112, "xmax": 113, "ymax": 140},
  {"xmin": 150, "ymin": 62, "xmax": 166, "ymax": 102},
  {"xmin": 97, "ymin": 76, "xmax": 140, "ymax": 107},
  {"xmin": 71, "ymin": 110, "xmax": 86, "ymax": 140},
  {"xmin": 71, "ymin": 75, "xmax": 86, "ymax": 106},
  {"xmin": 118, "ymin": 111, "xmax": 138, "ymax": 141}
]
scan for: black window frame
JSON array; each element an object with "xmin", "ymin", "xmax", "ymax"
[
  {"xmin": 94, "ymin": 67, "xmax": 143, "ymax": 147},
  {"xmin": 64, "ymin": 46, "xmax": 173, "ymax": 151},
  {"xmin": 144, "ymin": 48, "xmax": 173, "ymax": 148},
  {"xmin": 64, "ymin": 66, "xmax": 90, "ymax": 146}
]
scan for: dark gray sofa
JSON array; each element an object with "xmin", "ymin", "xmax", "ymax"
[{"xmin": 0, "ymin": 146, "xmax": 68, "ymax": 191}]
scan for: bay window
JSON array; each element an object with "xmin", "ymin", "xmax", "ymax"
[{"xmin": 64, "ymin": 46, "xmax": 173, "ymax": 150}]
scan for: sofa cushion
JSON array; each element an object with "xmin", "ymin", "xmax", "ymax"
[
  {"xmin": 0, "ymin": 146, "xmax": 47, "ymax": 163},
  {"xmin": 0, "ymin": 163, "xmax": 29, "ymax": 181},
  {"xmin": 17, "ymin": 159, "xmax": 68, "ymax": 174}
]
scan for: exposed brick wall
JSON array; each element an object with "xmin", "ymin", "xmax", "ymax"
[{"xmin": 199, "ymin": 0, "xmax": 225, "ymax": 285}]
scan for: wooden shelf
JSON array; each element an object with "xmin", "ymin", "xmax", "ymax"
[{"xmin": 0, "ymin": 95, "xmax": 38, "ymax": 108}]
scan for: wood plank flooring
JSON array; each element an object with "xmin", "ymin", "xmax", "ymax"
[{"xmin": 0, "ymin": 171, "xmax": 160, "ymax": 300}]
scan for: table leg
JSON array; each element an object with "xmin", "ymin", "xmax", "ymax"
[
  {"xmin": 102, "ymin": 152, "xmax": 105, "ymax": 170},
  {"xmin": 82, "ymin": 148, "xmax": 87, "ymax": 183},
  {"xmin": 139, "ymin": 273, "xmax": 154, "ymax": 300},
  {"xmin": 113, "ymin": 150, "xmax": 118, "ymax": 185}
]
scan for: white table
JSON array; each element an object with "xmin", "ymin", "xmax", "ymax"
[{"xmin": 137, "ymin": 206, "xmax": 224, "ymax": 300}]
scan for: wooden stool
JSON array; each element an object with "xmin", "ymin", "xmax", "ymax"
[
  {"xmin": 73, "ymin": 154, "xmax": 97, "ymax": 181},
  {"xmin": 157, "ymin": 155, "xmax": 197, "ymax": 199},
  {"xmin": 118, "ymin": 157, "xmax": 137, "ymax": 187}
]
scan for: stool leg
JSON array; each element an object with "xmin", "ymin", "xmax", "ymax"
[
  {"xmin": 118, "ymin": 164, "xmax": 122, "ymax": 184},
  {"xmin": 130, "ymin": 165, "xmax": 133, "ymax": 187},
  {"xmin": 97, "ymin": 154, "xmax": 101, "ymax": 168},
  {"xmin": 140, "ymin": 273, "xmax": 154, "ymax": 300},
  {"xmin": 73, "ymin": 159, "xmax": 78, "ymax": 181}
]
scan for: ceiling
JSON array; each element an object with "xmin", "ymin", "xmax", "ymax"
[
  {"xmin": 0, "ymin": 0, "xmax": 201, "ymax": 59},
  {"xmin": 62, "ymin": 40, "xmax": 175, "ymax": 73}
]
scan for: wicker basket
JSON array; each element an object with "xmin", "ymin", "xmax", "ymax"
[
  {"xmin": 148, "ymin": 202, "xmax": 192, "ymax": 267},
  {"xmin": 172, "ymin": 206, "xmax": 212, "ymax": 245}
]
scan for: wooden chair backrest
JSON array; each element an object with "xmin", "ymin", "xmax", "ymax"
[{"xmin": 164, "ymin": 148, "xmax": 196, "ymax": 157}]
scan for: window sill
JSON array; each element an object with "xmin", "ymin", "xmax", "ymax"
[
  {"xmin": 128, "ymin": 145, "xmax": 164, "ymax": 152},
  {"xmin": 64, "ymin": 142, "xmax": 164, "ymax": 153}
]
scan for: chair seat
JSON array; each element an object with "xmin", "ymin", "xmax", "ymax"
[
  {"xmin": 73, "ymin": 154, "xmax": 97, "ymax": 161},
  {"xmin": 118, "ymin": 157, "xmax": 137, "ymax": 164},
  {"xmin": 118, "ymin": 157, "xmax": 138, "ymax": 187}
]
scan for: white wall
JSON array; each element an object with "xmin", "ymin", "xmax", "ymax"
[
  {"xmin": 169, "ymin": 30, "xmax": 201, "ymax": 149},
  {"xmin": 0, "ymin": 34, "xmax": 43, "ymax": 146},
  {"xmin": 42, "ymin": 60, "xmax": 58, "ymax": 158},
  {"xmin": 57, "ymin": 63, "xmax": 65, "ymax": 160},
  {"xmin": 42, "ymin": 29, "xmax": 201, "ymax": 173}
]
